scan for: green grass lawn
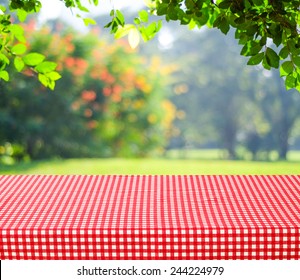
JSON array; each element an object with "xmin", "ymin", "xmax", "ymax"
[{"xmin": 1, "ymin": 157, "xmax": 300, "ymax": 175}]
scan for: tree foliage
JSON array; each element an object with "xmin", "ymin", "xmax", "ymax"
[
  {"xmin": 0, "ymin": 22, "xmax": 175, "ymax": 162},
  {"xmin": 1, "ymin": 0, "xmax": 300, "ymax": 90},
  {"xmin": 162, "ymin": 27, "xmax": 300, "ymax": 160},
  {"xmin": 144, "ymin": 0, "xmax": 300, "ymax": 91}
]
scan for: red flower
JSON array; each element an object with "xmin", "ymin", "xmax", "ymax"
[
  {"xmin": 81, "ymin": 90, "xmax": 97, "ymax": 102},
  {"xmin": 103, "ymin": 87, "xmax": 112, "ymax": 96}
]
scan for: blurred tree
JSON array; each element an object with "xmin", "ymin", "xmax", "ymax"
[
  {"xmin": 250, "ymin": 71, "xmax": 300, "ymax": 160},
  {"xmin": 159, "ymin": 26, "xmax": 300, "ymax": 160},
  {"xmin": 2, "ymin": 1, "xmax": 300, "ymax": 90},
  {"xmin": 0, "ymin": 22, "xmax": 174, "ymax": 161}
]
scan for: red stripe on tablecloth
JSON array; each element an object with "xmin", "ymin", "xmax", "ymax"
[
  {"xmin": 0, "ymin": 175, "xmax": 299, "ymax": 260},
  {"xmin": 2, "ymin": 176, "xmax": 44, "ymax": 229},
  {"xmin": 261, "ymin": 176, "xmax": 298, "ymax": 226},
  {"xmin": 208, "ymin": 176, "xmax": 229, "ymax": 227},
  {"xmin": 195, "ymin": 176, "xmax": 213, "ymax": 228},
  {"xmin": 32, "ymin": 176, "xmax": 67, "ymax": 229},
  {"xmin": 274, "ymin": 176, "xmax": 300, "ymax": 225},
  {"xmin": 226, "ymin": 176, "xmax": 263, "ymax": 228},
  {"xmin": 1, "ymin": 175, "xmax": 299, "ymax": 230}
]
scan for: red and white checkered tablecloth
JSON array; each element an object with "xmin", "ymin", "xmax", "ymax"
[{"xmin": 0, "ymin": 175, "xmax": 299, "ymax": 260}]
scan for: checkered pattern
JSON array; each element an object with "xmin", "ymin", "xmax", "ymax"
[{"xmin": 0, "ymin": 175, "xmax": 299, "ymax": 260}]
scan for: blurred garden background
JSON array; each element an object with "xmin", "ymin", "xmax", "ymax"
[{"xmin": 1, "ymin": 0, "xmax": 300, "ymax": 174}]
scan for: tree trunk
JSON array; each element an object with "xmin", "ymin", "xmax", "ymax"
[
  {"xmin": 223, "ymin": 121, "xmax": 237, "ymax": 159},
  {"xmin": 278, "ymin": 128, "xmax": 289, "ymax": 160}
]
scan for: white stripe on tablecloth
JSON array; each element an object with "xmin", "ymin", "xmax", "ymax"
[
  {"xmin": 287, "ymin": 176, "xmax": 300, "ymax": 199},
  {"xmin": 24, "ymin": 175, "xmax": 62, "ymax": 229},
  {"xmin": 207, "ymin": 176, "xmax": 229, "ymax": 228},
  {"xmin": 106, "ymin": 175, "xmax": 124, "ymax": 229},
  {"xmin": 3, "ymin": 176, "xmax": 45, "ymax": 229},
  {"xmin": 163, "ymin": 176, "xmax": 172, "ymax": 229},
  {"xmin": 190, "ymin": 175, "xmax": 206, "ymax": 228},
  {"xmin": 0, "ymin": 176, "xmax": 35, "ymax": 227},
  {"xmin": 73, "ymin": 176, "xmax": 96, "ymax": 228},
  {"xmin": 130, "ymin": 175, "xmax": 140, "ymax": 229},
  {"xmin": 83, "ymin": 176, "xmax": 103, "ymax": 229},
  {"xmin": 210, "ymin": 176, "xmax": 233, "ymax": 228},
  {"xmin": 180, "ymin": 176, "xmax": 195, "ymax": 228},
  {"xmin": 209, "ymin": 175, "xmax": 226, "ymax": 228},
  {"xmin": 119, "ymin": 175, "xmax": 133, "ymax": 228},
  {"xmin": 238, "ymin": 176, "xmax": 269, "ymax": 227},
  {"xmin": 196, "ymin": 176, "xmax": 213, "ymax": 228},
  {"xmin": 88, "ymin": 176, "xmax": 107, "ymax": 229},
  {"xmin": 235, "ymin": 175, "xmax": 261, "ymax": 228},
  {"xmin": 229, "ymin": 175, "xmax": 259, "ymax": 228},
  {"xmin": 215, "ymin": 175, "xmax": 244, "ymax": 228},
  {"xmin": 1, "ymin": 175, "xmax": 299, "ymax": 232},
  {"xmin": 48, "ymin": 175, "xmax": 83, "ymax": 229},
  {"xmin": 94, "ymin": 176, "xmax": 113, "ymax": 228},
  {"xmin": 114, "ymin": 176, "xmax": 130, "ymax": 228},
  {"xmin": 155, "ymin": 176, "xmax": 162, "ymax": 228},
  {"xmin": 183, "ymin": 176, "xmax": 197, "ymax": 228},
  {"xmin": 260, "ymin": 176, "xmax": 299, "ymax": 227},
  {"xmin": 275, "ymin": 176, "xmax": 300, "ymax": 224},
  {"xmin": 126, "ymin": 175, "xmax": 136, "ymax": 229},
  {"xmin": 241, "ymin": 176, "xmax": 276, "ymax": 227},
  {"xmin": 174, "ymin": 175, "xmax": 187, "ymax": 228},
  {"xmin": 0, "ymin": 175, "xmax": 25, "ymax": 199},
  {"xmin": 249, "ymin": 176, "xmax": 290, "ymax": 227},
  {"xmin": 78, "ymin": 176, "xmax": 99, "ymax": 229}
]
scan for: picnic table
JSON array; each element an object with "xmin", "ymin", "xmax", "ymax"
[{"xmin": 0, "ymin": 175, "xmax": 299, "ymax": 259}]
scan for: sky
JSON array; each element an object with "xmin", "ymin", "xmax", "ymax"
[
  {"xmin": 38, "ymin": 0, "xmax": 173, "ymax": 48},
  {"xmin": 39, "ymin": 0, "xmax": 145, "ymax": 22}
]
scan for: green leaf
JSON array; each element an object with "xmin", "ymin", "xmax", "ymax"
[
  {"xmin": 218, "ymin": 0, "xmax": 232, "ymax": 9},
  {"xmin": 45, "ymin": 71, "xmax": 61, "ymax": 81},
  {"xmin": 185, "ymin": 0, "xmax": 195, "ymax": 10},
  {"xmin": 35, "ymin": 61, "xmax": 57, "ymax": 74},
  {"xmin": 280, "ymin": 61, "xmax": 294, "ymax": 76},
  {"xmin": 140, "ymin": 22, "xmax": 160, "ymax": 41},
  {"xmin": 83, "ymin": 18, "xmax": 96, "ymax": 26},
  {"xmin": 139, "ymin": 10, "xmax": 149, "ymax": 23},
  {"xmin": 285, "ymin": 74, "xmax": 297, "ymax": 89},
  {"xmin": 219, "ymin": 18, "xmax": 230, "ymax": 35},
  {"xmin": 265, "ymin": 47, "xmax": 279, "ymax": 68},
  {"xmin": 188, "ymin": 19, "xmax": 196, "ymax": 29},
  {"xmin": 247, "ymin": 52, "xmax": 264, "ymax": 65},
  {"xmin": 262, "ymin": 55, "xmax": 271, "ymax": 70},
  {"xmin": 23, "ymin": 53, "xmax": 45, "ymax": 66},
  {"xmin": 241, "ymin": 41, "xmax": 262, "ymax": 56},
  {"xmin": 145, "ymin": 22, "xmax": 158, "ymax": 37},
  {"xmin": 77, "ymin": 4, "xmax": 89, "ymax": 12},
  {"xmin": 279, "ymin": 46, "xmax": 289, "ymax": 59},
  {"xmin": 38, "ymin": 73, "xmax": 49, "ymax": 88},
  {"xmin": 0, "ymin": 4, "xmax": 6, "ymax": 12},
  {"xmin": 9, "ymin": 25, "xmax": 25, "ymax": 43},
  {"xmin": 167, "ymin": 5, "xmax": 178, "ymax": 21},
  {"xmin": 292, "ymin": 56, "xmax": 300, "ymax": 68},
  {"xmin": 115, "ymin": 10, "xmax": 125, "ymax": 26},
  {"xmin": 134, "ymin": 18, "xmax": 141, "ymax": 25},
  {"xmin": 0, "ymin": 53, "xmax": 10, "ymax": 65},
  {"xmin": 114, "ymin": 24, "xmax": 135, "ymax": 39},
  {"xmin": 0, "ymin": 70, "xmax": 9, "ymax": 81},
  {"xmin": 128, "ymin": 27, "xmax": 140, "ymax": 49},
  {"xmin": 16, "ymin": 9, "xmax": 27, "ymax": 22},
  {"xmin": 11, "ymin": 44, "xmax": 27, "ymax": 55},
  {"xmin": 14, "ymin": 57, "xmax": 25, "ymax": 72},
  {"xmin": 252, "ymin": 0, "xmax": 264, "ymax": 5},
  {"xmin": 213, "ymin": 15, "xmax": 230, "ymax": 34},
  {"xmin": 156, "ymin": 3, "xmax": 168, "ymax": 16}
]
